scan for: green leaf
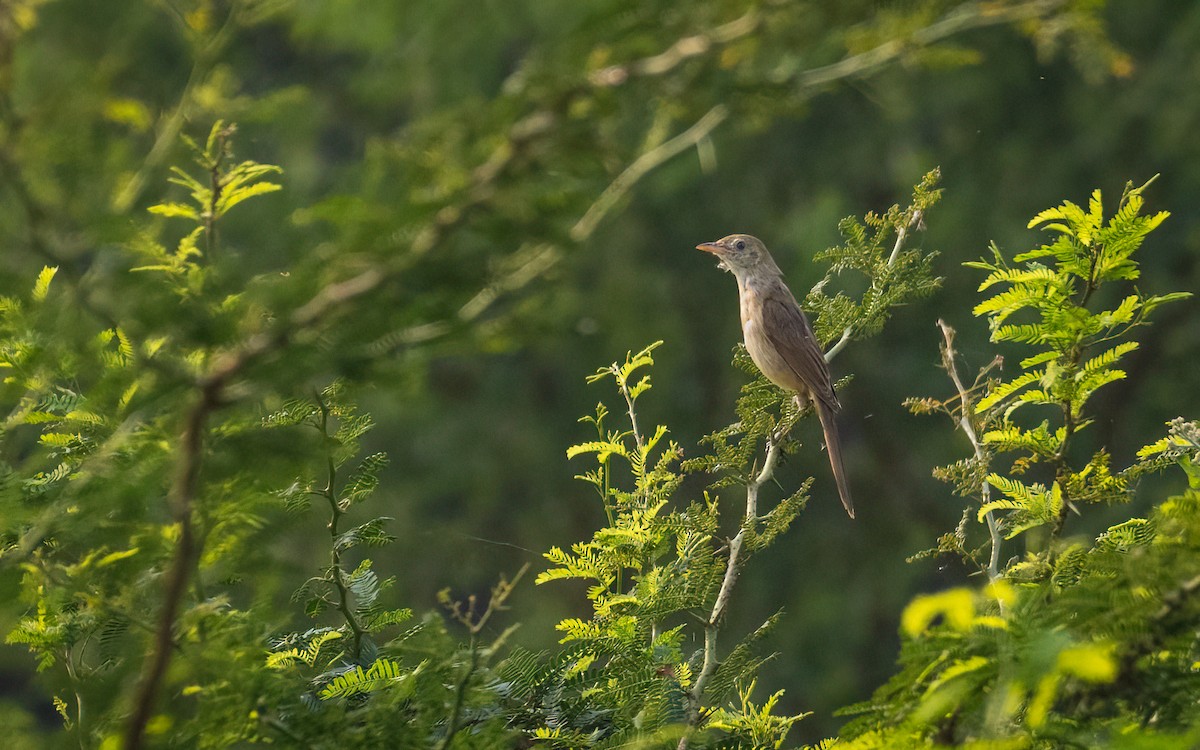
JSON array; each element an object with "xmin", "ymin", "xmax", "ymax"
[
  {"xmin": 340, "ymin": 452, "xmax": 389, "ymax": 506},
  {"xmin": 148, "ymin": 202, "xmax": 200, "ymax": 220},
  {"xmin": 976, "ymin": 371, "xmax": 1041, "ymax": 412},
  {"xmin": 32, "ymin": 266, "xmax": 57, "ymax": 301},
  {"xmin": 566, "ymin": 440, "xmax": 628, "ymax": 461},
  {"xmin": 318, "ymin": 658, "xmax": 419, "ymax": 700}
]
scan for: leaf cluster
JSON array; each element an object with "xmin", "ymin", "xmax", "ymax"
[{"xmin": 843, "ymin": 183, "xmax": 1200, "ymax": 748}]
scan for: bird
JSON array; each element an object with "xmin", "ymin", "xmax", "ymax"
[{"xmin": 697, "ymin": 233, "xmax": 854, "ymax": 518}]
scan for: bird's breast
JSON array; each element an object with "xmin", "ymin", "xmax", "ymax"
[{"xmin": 738, "ymin": 286, "xmax": 804, "ymax": 393}]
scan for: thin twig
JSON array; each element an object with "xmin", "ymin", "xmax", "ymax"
[
  {"xmin": 589, "ymin": 11, "xmax": 760, "ymax": 87},
  {"xmin": 887, "ymin": 209, "xmax": 923, "ymax": 266},
  {"xmin": 826, "ymin": 208, "xmax": 925, "ymax": 363},
  {"xmin": 685, "ymin": 438, "xmax": 781, "ymax": 736},
  {"xmin": 618, "ymin": 374, "xmax": 647, "ymax": 455},
  {"xmin": 571, "ymin": 105, "xmax": 728, "ymax": 242},
  {"xmin": 436, "ymin": 641, "xmax": 480, "ymax": 750},
  {"xmin": 437, "ymin": 566, "xmax": 527, "ymax": 750},
  {"xmin": 798, "ymin": 0, "xmax": 1065, "ymax": 91},
  {"xmin": 938, "ymin": 320, "xmax": 1002, "ymax": 584},
  {"xmin": 824, "ymin": 327, "xmax": 853, "ymax": 363},
  {"xmin": 315, "ymin": 394, "xmax": 367, "ymax": 661}
]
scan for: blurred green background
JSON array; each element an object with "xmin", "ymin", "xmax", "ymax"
[{"xmin": 2, "ymin": 0, "xmax": 1197, "ymax": 743}]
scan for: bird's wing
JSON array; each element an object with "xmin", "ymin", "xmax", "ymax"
[{"xmin": 760, "ymin": 290, "xmax": 840, "ymax": 411}]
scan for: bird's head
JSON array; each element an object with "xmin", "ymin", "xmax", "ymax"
[{"xmin": 696, "ymin": 234, "xmax": 783, "ymax": 278}]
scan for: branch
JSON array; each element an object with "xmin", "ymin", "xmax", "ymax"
[
  {"xmin": 381, "ymin": 104, "xmax": 726, "ymax": 354},
  {"xmin": 591, "ymin": 0, "xmax": 1065, "ymax": 99},
  {"xmin": 589, "ymin": 11, "xmax": 760, "ymax": 87},
  {"xmin": 315, "ymin": 394, "xmax": 367, "ymax": 661},
  {"xmin": 685, "ymin": 436, "xmax": 782, "ymax": 737},
  {"xmin": 937, "ymin": 320, "xmax": 1002, "ymax": 585},
  {"xmin": 824, "ymin": 327, "xmax": 853, "ymax": 363},
  {"xmin": 437, "ymin": 566, "xmax": 527, "ymax": 750},
  {"xmin": 797, "ymin": 0, "xmax": 1066, "ymax": 91},
  {"xmin": 123, "ymin": 381, "xmax": 220, "ymax": 750},
  {"xmin": 571, "ymin": 105, "xmax": 728, "ymax": 242},
  {"xmin": 435, "ymin": 642, "xmax": 480, "ymax": 750},
  {"xmin": 887, "ymin": 208, "xmax": 923, "ymax": 266},
  {"xmin": 825, "ymin": 208, "xmax": 925, "ymax": 363}
]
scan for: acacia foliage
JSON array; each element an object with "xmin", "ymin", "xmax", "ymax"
[
  {"xmin": 0, "ymin": 118, "xmax": 942, "ymax": 746},
  {"xmin": 0, "ymin": 2, "xmax": 1179, "ymax": 747},
  {"xmin": 836, "ymin": 182, "xmax": 1199, "ymax": 748}
]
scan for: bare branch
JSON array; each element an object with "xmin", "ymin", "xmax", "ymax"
[
  {"xmin": 824, "ymin": 327, "xmax": 853, "ymax": 363},
  {"xmin": 937, "ymin": 320, "xmax": 1002, "ymax": 584},
  {"xmin": 888, "ymin": 209, "xmax": 923, "ymax": 266},
  {"xmin": 798, "ymin": 0, "xmax": 1065, "ymax": 91}
]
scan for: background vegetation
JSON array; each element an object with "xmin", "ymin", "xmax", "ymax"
[{"xmin": 1, "ymin": 0, "xmax": 1197, "ymax": 746}]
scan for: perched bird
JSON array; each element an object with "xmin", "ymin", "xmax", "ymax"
[{"xmin": 697, "ymin": 233, "xmax": 854, "ymax": 518}]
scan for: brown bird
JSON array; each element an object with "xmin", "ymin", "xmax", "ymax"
[{"xmin": 697, "ymin": 233, "xmax": 854, "ymax": 518}]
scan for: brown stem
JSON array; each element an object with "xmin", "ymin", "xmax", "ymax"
[{"xmin": 124, "ymin": 381, "xmax": 221, "ymax": 750}]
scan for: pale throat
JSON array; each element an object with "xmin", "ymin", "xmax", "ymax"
[{"xmin": 735, "ymin": 273, "xmax": 761, "ymax": 332}]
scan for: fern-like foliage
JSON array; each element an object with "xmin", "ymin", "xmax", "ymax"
[
  {"xmin": 517, "ymin": 342, "xmax": 729, "ymax": 746},
  {"xmin": 262, "ymin": 384, "xmax": 417, "ymax": 702},
  {"xmin": 257, "ymin": 383, "xmax": 521, "ymax": 747},
  {"xmin": 964, "ymin": 177, "xmax": 1188, "ymax": 547},
  {"xmin": 842, "ymin": 181, "xmax": 1200, "ymax": 748}
]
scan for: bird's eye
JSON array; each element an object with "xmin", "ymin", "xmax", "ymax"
[{"xmin": 735, "ymin": 240, "xmax": 746, "ymax": 251}]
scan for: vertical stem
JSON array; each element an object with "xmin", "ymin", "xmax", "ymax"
[
  {"xmin": 435, "ymin": 639, "xmax": 480, "ymax": 750},
  {"xmin": 937, "ymin": 321, "xmax": 1002, "ymax": 585},
  {"xmin": 64, "ymin": 648, "xmax": 86, "ymax": 750},
  {"xmin": 125, "ymin": 383, "xmax": 218, "ymax": 750},
  {"xmin": 826, "ymin": 208, "xmax": 924, "ymax": 364},
  {"xmin": 684, "ymin": 438, "xmax": 780, "ymax": 738},
  {"xmin": 617, "ymin": 369, "xmax": 646, "ymax": 455},
  {"xmin": 315, "ymin": 395, "xmax": 366, "ymax": 661}
]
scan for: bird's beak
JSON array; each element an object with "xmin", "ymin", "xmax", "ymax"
[{"xmin": 696, "ymin": 241, "xmax": 723, "ymax": 255}]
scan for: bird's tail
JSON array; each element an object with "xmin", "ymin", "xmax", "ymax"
[{"xmin": 815, "ymin": 400, "xmax": 854, "ymax": 519}]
